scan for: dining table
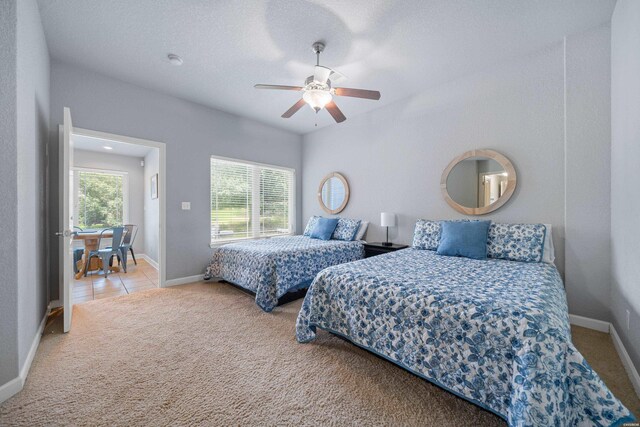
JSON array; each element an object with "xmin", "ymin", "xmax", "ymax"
[{"xmin": 73, "ymin": 230, "xmax": 122, "ymax": 279}]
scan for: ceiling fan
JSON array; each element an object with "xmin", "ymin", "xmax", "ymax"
[{"xmin": 254, "ymin": 42, "xmax": 381, "ymax": 123}]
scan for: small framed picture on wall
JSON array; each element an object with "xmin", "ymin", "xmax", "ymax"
[{"xmin": 151, "ymin": 173, "xmax": 158, "ymax": 199}]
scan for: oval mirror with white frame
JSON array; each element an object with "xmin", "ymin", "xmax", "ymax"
[
  {"xmin": 441, "ymin": 149, "xmax": 516, "ymax": 215},
  {"xmin": 318, "ymin": 172, "xmax": 350, "ymax": 214}
]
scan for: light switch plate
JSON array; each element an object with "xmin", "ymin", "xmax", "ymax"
[{"xmin": 181, "ymin": 202, "xmax": 191, "ymax": 210}]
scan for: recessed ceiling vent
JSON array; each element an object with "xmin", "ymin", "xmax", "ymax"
[{"xmin": 167, "ymin": 53, "xmax": 183, "ymax": 66}]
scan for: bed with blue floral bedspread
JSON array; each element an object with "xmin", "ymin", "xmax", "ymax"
[
  {"xmin": 205, "ymin": 235, "xmax": 364, "ymax": 312},
  {"xmin": 296, "ymin": 248, "xmax": 634, "ymax": 426}
]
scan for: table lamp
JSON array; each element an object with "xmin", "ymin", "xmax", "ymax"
[{"xmin": 380, "ymin": 212, "xmax": 396, "ymax": 246}]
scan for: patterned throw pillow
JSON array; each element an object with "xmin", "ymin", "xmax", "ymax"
[
  {"xmin": 412, "ymin": 219, "xmax": 442, "ymax": 250},
  {"xmin": 486, "ymin": 223, "xmax": 547, "ymax": 263},
  {"xmin": 303, "ymin": 216, "xmax": 321, "ymax": 236},
  {"xmin": 332, "ymin": 218, "xmax": 362, "ymax": 241}
]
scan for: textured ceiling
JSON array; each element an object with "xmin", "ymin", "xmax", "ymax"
[{"xmin": 38, "ymin": 0, "xmax": 615, "ymax": 134}]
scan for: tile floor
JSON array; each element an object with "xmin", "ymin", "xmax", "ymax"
[{"xmin": 72, "ymin": 257, "xmax": 158, "ymax": 303}]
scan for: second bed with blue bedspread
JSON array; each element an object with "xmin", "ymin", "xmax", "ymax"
[
  {"xmin": 205, "ymin": 235, "xmax": 364, "ymax": 312},
  {"xmin": 296, "ymin": 248, "xmax": 634, "ymax": 426}
]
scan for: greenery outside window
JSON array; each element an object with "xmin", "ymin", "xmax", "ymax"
[
  {"xmin": 73, "ymin": 168, "xmax": 128, "ymax": 229},
  {"xmin": 210, "ymin": 156, "xmax": 295, "ymax": 245}
]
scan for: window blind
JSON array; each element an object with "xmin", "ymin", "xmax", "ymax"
[{"xmin": 211, "ymin": 156, "xmax": 294, "ymax": 244}]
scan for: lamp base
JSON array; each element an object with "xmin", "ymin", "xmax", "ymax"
[{"xmin": 382, "ymin": 242, "xmax": 393, "ymax": 247}]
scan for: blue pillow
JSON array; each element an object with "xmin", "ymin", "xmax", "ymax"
[
  {"xmin": 436, "ymin": 220, "xmax": 491, "ymax": 260},
  {"xmin": 310, "ymin": 218, "xmax": 339, "ymax": 240}
]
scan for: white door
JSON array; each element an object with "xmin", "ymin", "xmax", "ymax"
[{"xmin": 59, "ymin": 107, "xmax": 75, "ymax": 332}]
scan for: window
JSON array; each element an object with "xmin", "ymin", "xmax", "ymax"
[
  {"xmin": 210, "ymin": 156, "xmax": 295, "ymax": 244},
  {"xmin": 73, "ymin": 168, "xmax": 128, "ymax": 229}
]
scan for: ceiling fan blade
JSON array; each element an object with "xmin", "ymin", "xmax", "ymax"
[
  {"xmin": 281, "ymin": 99, "xmax": 307, "ymax": 118},
  {"xmin": 325, "ymin": 100, "xmax": 346, "ymax": 123},
  {"xmin": 334, "ymin": 87, "xmax": 381, "ymax": 100},
  {"xmin": 314, "ymin": 66, "xmax": 332, "ymax": 84},
  {"xmin": 254, "ymin": 84, "xmax": 303, "ymax": 91}
]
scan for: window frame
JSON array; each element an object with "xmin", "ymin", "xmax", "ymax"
[
  {"xmin": 210, "ymin": 155, "xmax": 296, "ymax": 247},
  {"xmin": 72, "ymin": 167, "xmax": 130, "ymax": 229}
]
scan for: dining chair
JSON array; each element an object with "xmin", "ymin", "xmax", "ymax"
[
  {"xmin": 72, "ymin": 226, "xmax": 84, "ymax": 274},
  {"xmin": 84, "ymin": 227, "xmax": 126, "ymax": 277},
  {"xmin": 120, "ymin": 224, "xmax": 138, "ymax": 269}
]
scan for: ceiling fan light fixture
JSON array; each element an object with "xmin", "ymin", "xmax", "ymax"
[
  {"xmin": 254, "ymin": 41, "xmax": 380, "ymax": 123},
  {"xmin": 303, "ymin": 89, "xmax": 332, "ymax": 112}
]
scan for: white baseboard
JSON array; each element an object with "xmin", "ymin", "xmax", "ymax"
[
  {"xmin": 137, "ymin": 253, "xmax": 159, "ymax": 270},
  {"xmin": 49, "ymin": 299, "xmax": 62, "ymax": 308},
  {"xmin": 569, "ymin": 313, "xmax": 640, "ymax": 399},
  {"xmin": 0, "ymin": 377, "xmax": 22, "ymax": 406},
  {"xmin": 164, "ymin": 274, "xmax": 205, "ymax": 287},
  {"xmin": 0, "ymin": 306, "xmax": 49, "ymax": 404},
  {"xmin": 610, "ymin": 324, "xmax": 640, "ymax": 397},
  {"xmin": 569, "ymin": 314, "xmax": 610, "ymax": 333}
]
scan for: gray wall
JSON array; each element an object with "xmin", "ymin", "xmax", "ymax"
[
  {"xmin": 565, "ymin": 24, "xmax": 612, "ymax": 321},
  {"xmin": 477, "ymin": 159, "xmax": 503, "ymax": 174},
  {"xmin": 49, "ymin": 61, "xmax": 303, "ymax": 297},
  {"xmin": 0, "ymin": 0, "xmax": 19, "ymax": 387},
  {"xmin": 302, "ymin": 24, "xmax": 612, "ymax": 320},
  {"xmin": 16, "ymin": 0, "xmax": 50, "ymax": 373},
  {"xmin": 446, "ymin": 160, "xmax": 478, "ymax": 208},
  {"xmin": 0, "ymin": 0, "xmax": 50, "ymax": 386},
  {"xmin": 144, "ymin": 148, "xmax": 160, "ymax": 263},
  {"xmin": 73, "ymin": 149, "xmax": 146, "ymax": 254},
  {"xmin": 611, "ymin": 0, "xmax": 640, "ymax": 371},
  {"xmin": 304, "ymin": 40, "xmax": 565, "ymax": 269}
]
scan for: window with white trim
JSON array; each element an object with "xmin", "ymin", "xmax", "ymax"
[
  {"xmin": 210, "ymin": 156, "xmax": 295, "ymax": 244},
  {"xmin": 73, "ymin": 168, "xmax": 129, "ymax": 229}
]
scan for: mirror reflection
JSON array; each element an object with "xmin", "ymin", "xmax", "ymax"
[
  {"xmin": 446, "ymin": 157, "xmax": 508, "ymax": 208},
  {"xmin": 318, "ymin": 172, "xmax": 350, "ymax": 214},
  {"xmin": 321, "ymin": 176, "xmax": 346, "ymax": 210}
]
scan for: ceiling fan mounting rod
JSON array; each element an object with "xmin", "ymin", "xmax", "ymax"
[{"xmin": 312, "ymin": 41, "xmax": 325, "ymax": 66}]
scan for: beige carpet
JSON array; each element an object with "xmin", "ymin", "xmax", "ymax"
[{"xmin": 1, "ymin": 282, "xmax": 637, "ymax": 426}]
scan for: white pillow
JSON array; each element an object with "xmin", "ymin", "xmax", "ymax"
[
  {"xmin": 543, "ymin": 224, "xmax": 555, "ymax": 264},
  {"xmin": 355, "ymin": 221, "xmax": 369, "ymax": 241}
]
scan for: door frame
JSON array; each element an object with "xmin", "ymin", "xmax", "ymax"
[{"xmin": 58, "ymin": 125, "xmax": 167, "ymax": 294}]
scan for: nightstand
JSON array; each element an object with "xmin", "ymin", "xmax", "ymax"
[{"xmin": 363, "ymin": 242, "xmax": 409, "ymax": 258}]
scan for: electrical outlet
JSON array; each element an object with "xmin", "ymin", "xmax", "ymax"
[
  {"xmin": 627, "ymin": 310, "xmax": 631, "ymax": 330},
  {"xmin": 181, "ymin": 202, "xmax": 191, "ymax": 210}
]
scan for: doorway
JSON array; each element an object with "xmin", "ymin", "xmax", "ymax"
[
  {"xmin": 478, "ymin": 171, "xmax": 508, "ymax": 207},
  {"xmin": 59, "ymin": 112, "xmax": 166, "ymax": 331},
  {"xmin": 71, "ymin": 135, "xmax": 161, "ymax": 302}
]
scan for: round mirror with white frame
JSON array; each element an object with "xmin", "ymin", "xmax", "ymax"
[
  {"xmin": 441, "ymin": 149, "xmax": 516, "ymax": 215},
  {"xmin": 318, "ymin": 172, "xmax": 350, "ymax": 214}
]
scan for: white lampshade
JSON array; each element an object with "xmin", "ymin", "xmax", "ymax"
[{"xmin": 380, "ymin": 212, "xmax": 396, "ymax": 227}]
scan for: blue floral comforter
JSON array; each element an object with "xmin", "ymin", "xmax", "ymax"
[
  {"xmin": 205, "ymin": 235, "xmax": 364, "ymax": 312},
  {"xmin": 296, "ymin": 248, "xmax": 634, "ymax": 426}
]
